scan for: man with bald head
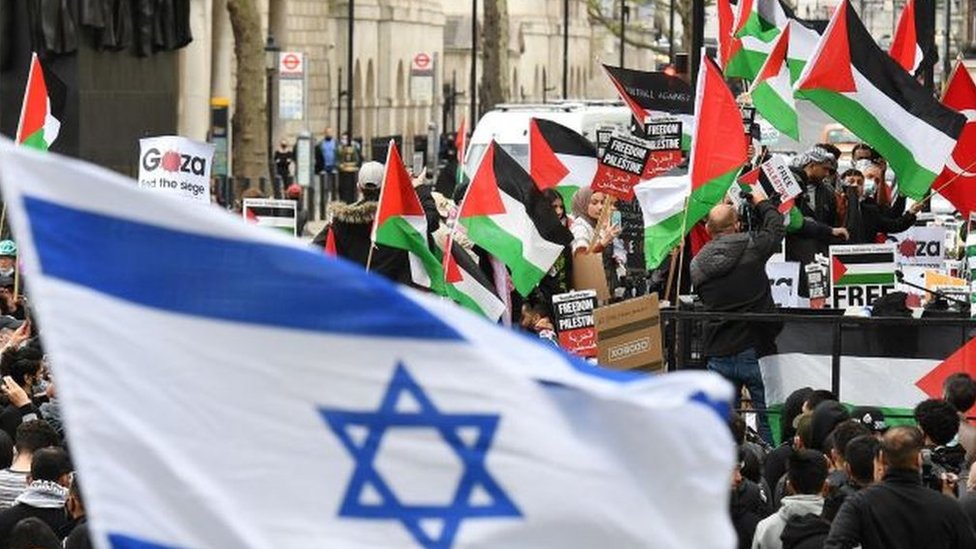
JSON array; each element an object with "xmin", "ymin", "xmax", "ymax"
[
  {"xmin": 825, "ymin": 426, "xmax": 976, "ymax": 549},
  {"xmin": 691, "ymin": 193, "xmax": 785, "ymax": 444}
]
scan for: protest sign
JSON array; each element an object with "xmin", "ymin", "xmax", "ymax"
[
  {"xmin": 594, "ymin": 294, "xmax": 663, "ymax": 372},
  {"xmin": 138, "ymin": 136, "xmax": 215, "ymax": 203},
  {"xmin": 242, "ymin": 199, "xmax": 297, "ymax": 236},
  {"xmin": 592, "ymin": 133, "xmax": 653, "ymax": 200},
  {"xmin": 830, "ymin": 244, "xmax": 897, "ymax": 309},
  {"xmin": 596, "ymin": 127, "xmax": 614, "ymax": 159},
  {"xmin": 552, "ymin": 291, "xmax": 598, "ymax": 358},
  {"xmin": 642, "ymin": 120, "xmax": 683, "ymax": 179},
  {"xmin": 766, "ymin": 261, "xmax": 800, "ymax": 308},
  {"xmin": 887, "ymin": 225, "xmax": 948, "ymax": 268},
  {"xmin": 615, "ymin": 198, "xmax": 646, "ymax": 271},
  {"xmin": 758, "ymin": 156, "xmax": 803, "ymax": 211},
  {"xmin": 602, "ymin": 66, "xmax": 694, "ymax": 127},
  {"xmin": 805, "ymin": 262, "xmax": 827, "ymax": 309}
]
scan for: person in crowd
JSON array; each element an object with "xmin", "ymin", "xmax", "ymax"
[
  {"xmin": 764, "ymin": 388, "xmax": 814, "ymax": 501},
  {"xmin": 8, "ymin": 517, "xmax": 60, "ymax": 549},
  {"xmin": 0, "ymin": 242, "xmax": 16, "ymax": 281},
  {"xmin": 945, "ymin": 373, "xmax": 976, "ymax": 470},
  {"xmin": 0, "ymin": 447, "xmax": 72, "ymax": 546},
  {"xmin": 915, "ymin": 398, "xmax": 966, "ymax": 493},
  {"xmin": 837, "ymin": 167, "xmax": 920, "ymax": 245},
  {"xmin": 336, "ymin": 132, "xmax": 363, "ymax": 204},
  {"xmin": 851, "ymin": 143, "xmax": 875, "ymax": 164},
  {"xmin": 313, "ymin": 162, "xmax": 439, "ymax": 286},
  {"xmin": 285, "ymin": 184, "xmax": 308, "ymax": 237},
  {"xmin": 844, "ymin": 435, "xmax": 883, "ymax": 488},
  {"xmin": 569, "ymin": 188, "xmax": 621, "ymax": 287},
  {"xmin": 272, "ymin": 139, "xmax": 293, "ymax": 186},
  {"xmin": 60, "ymin": 476, "xmax": 90, "ymax": 549},
  {"xmin": 811, "ymin": 401, "xmax": 851, "ymax": 453},
  {"xmin": 731, "ymin": 413, "xmax": 768, "ymax": 489},
  {"xmin": 315, "ymin": 127, "xmax": 338, "ymax": 201},
  {"xmin": 824, "ymin": 426, "xmax": 976, "ymax": 549},
  {"xmin": 0, "ymin": 360, "xmax": 43, "ymax": 443},
  {"xmin": 752, "ymin": 449, "xmax": 829, "ymax": 549},
  {"xmin": 803, "ymin": 389, "xmax": 838, "ymax": 415},
  {"xmin": 822, "ymin": 421, "xmax": 872, "ymax": 521},
  {"xmin": 519, "ymin": 293, "xmax": 558, "ymax": 346},
  {"xmin": 787, "ymin": 148, "xmax": 849, "ymax": 275},
  {"xmin": 690, "ymin": 192, "xmax": 785, "ymax": 445},
  {"xmin": 538, "ymin": 189, "xmax": 572, "ymax": 299},
  {"xmin": 731, "ymin": 447, "xmax": 772, "ymax": 549},
  {"xmin": 0, "ymin": 421, "xmax": 58, "ymax": 510}
]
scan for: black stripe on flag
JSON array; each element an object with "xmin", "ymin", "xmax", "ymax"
[
  {"xmin": 844, "ymin": 3, "xmax": 963, "ymax": 140},
  {"xmin": 491, "ymin": 144, "xmax": 573, "ymax": 247},
  {"xmin": 534, "ymin": 118, "xmax": 596, "ymax": 157},
  {"xmin": 837, "ymin": 252, "xmax": 895, "ymax": 264},
  {"xmin": 248, "ymin": 206, "xmax": 295, "ymax": 218},
  {"xmin": 451, "ymin": 241, "xmax": 497, "ymax": 295},
  {"xmin": 602, "ymin": 65, "xmax": 694, "ymax": 115}
]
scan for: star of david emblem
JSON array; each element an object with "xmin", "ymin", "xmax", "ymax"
[{"xmin": 320, "ymin": 363, "xmax": 521, "ymax": 548}]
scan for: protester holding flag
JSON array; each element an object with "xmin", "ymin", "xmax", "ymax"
[
  {"xmin": 690, "ymin": 193, "xmax": 785, "ymax": 444},
  {"xmin": 787, "ymin": 148, "xmax": 848, "ymax": 270}
]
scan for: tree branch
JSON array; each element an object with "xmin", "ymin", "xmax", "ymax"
[{"xmin": 585, "ymin": 0, "xmax": 670, "ymax": 55}]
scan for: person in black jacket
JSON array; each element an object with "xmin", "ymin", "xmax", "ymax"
[
  {"xmin": 731, "ymin": 448, "xmax": 772, "ymax": 549},
  {"xmin": 690, "ymin": 194, "xmax": 785, "ymax": 444},
  {"xmin": 824, "ymin": 426, "xmax": 976, "ymax": 549},
  {"xmin": 0, "ymin": 448, "xmax": 71, "ymax": 549},
  {"xmin": 312, "ymin": 161, "xmax": 439, "ymax": 287},
  {"xmin": 838, "ymin": 168, "xmax": 921, "ymax": 245},
  {"xmin": 787, "ymin": 148, "xmax": 849, "ymax": 267}
]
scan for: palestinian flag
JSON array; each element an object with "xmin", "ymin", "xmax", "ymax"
[
  {"xmin": 749, "ymin": 27, "xmax": 799, "ymax": 141},
  {"xmin": 737, "ymin": 163, "xmax": 802, "ymax": 227},
  {"xmin": 795, "ymin": 0, "xmax": 965, "ymax": 200},
  {"xmin": 830, "ymin": 245, "xmax": 896, "ymax": 287},
  {"xmin": 786, "ymin": 20, "xmax": 821, "ymax": 82},
  {"xmin": 443, "ymin": 235, "xmax": 506, "ymax": 322},
  {"xmin": 634, "ymin": 175, "xmax": 690, "ymax": 269},
  {"xmin": 16, "ymin": 53, "xmax": 66, "ymax": 151},
  {"xmin": 324, "ymin": 227, "xmax": 337, "ymax": 256},
  {"xmin": 727, "ymin": 0, "xmax": 788, "ymax": 81},
  {"xmin": 932, "ymin": 64, "xmax": 976, "ymax": 217},
  {"xmin": 889, "ymin": 0, "xmax": 937, "ymax": 76},
  {"xmin": 243, "ymin": 201, "xmax": 297, "ymax": 236},
  {"xmin": 529, "ymin": 118, "xmax": 598, "ymax": 206},
  {"xmin": 635, "ymin": 55, "xmax": 746, "ymax": 269},
  {"xmin": 717, "ymin": 0, "xmax": 740, "ymax": 70},
  {"xmin": 602, "ymin": 65, "xmax": 695, "ymax": 149},
  {"xmin": 456, "ymin": 118, "xmax": 469, "ymax": 186},
  {"xmin": 458, "ymin": 141, "xmax": 572, "ymax": 296},
  {"xmin": 759, "ymin": 319, "xmax": 965, "ymax": 443},
  {"xmin": 371, "ymin": 141, "xmax": 447, "ymax": 294}
]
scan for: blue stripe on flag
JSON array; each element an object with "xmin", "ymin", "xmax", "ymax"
[
  {"xmin": 23, "ymin": 197, "xmax": 462, "ymax": 341},
  {"xmin": 109, "ymin": 534, "xmax": 188, "ymax": 549}
]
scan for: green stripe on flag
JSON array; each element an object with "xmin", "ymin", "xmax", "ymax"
[
  {"xmin": 786, "ymin": 59, "xmax": 806, "ymax": 84},
  {"xmin": 375, "ymin": 217, "xmax": 448, "ymax": 295},
  {"xmin": 726, "ymin": 49, "xmax": 770, "ymax": 81},
  {"xmin": 797, "ymin": 89, "xmax": 938, "ymax": 199},
  {"xmin": 555, "ymin": 185, "xmax": 579, "ymax": 210},
  {"xmin": 751, "ymin": 81, "xmax": 798, "ymax": 140},
  {"xmin": 835, "ymin": 272, "xmax": 896, "ymax": 286},
  {"xmin": 21, "ymin": 130, "xmax": 48, "ymax": 151},
  {"xmin": 461, "ymin": 215, "xmax": 548, "ymax": 296},
  {"xmin": 644, "ymin": 211, "xmax": 686, "ymax": 269}
]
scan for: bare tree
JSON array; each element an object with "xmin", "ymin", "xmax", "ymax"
[
  {"xmin": 481, "ymin": 0, "xmax": 510, "ymax": 111},
  {"xmin": 226, "ymin": 0, "xmax": 268, "ymax": 183},
  {"xmin": 586, "ymin": 0, "xmax": 713, "ymax": 59}
]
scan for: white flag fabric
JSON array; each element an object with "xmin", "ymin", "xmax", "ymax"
[{"xmin": 0, "ymin": 139, "xmax": 736, "ymax": 549}]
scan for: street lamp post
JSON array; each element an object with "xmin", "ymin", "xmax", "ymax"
[
  {"xmin": 264, "ymin": 33, "xmax": 280, "ymax": 181},
  {"xmin": 563, "ymin": 0, "xmax": 569, "ymax": 99},
  {"xmin": 347, "ymin": 0, "xmax": 355, "ymax": 139},
  {"xmin": 471, "ymin": 0, "xmax": 478, "ymax": 130},
  {"xmin": 620, "ymin": 1, "xmax": 630, "ymax": 68}
]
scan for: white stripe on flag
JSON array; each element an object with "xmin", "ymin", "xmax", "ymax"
[
  {"xmin": 490, "ymin": 192, "xmax": 565, "ymax": 273},
  {"xmin": 634, "ymin": 175, "xmax": 690, "ymax": 227}
]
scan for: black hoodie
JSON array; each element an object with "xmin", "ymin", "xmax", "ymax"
[{"xmin": 781, "ymin": 513, "xmax": 830, "ymax": 549}]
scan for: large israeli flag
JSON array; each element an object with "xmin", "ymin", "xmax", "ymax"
[{"xmin": 0, "ymin": 139, "xmax": 736, "ymax": 549}]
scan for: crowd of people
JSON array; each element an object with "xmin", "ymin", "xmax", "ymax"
[
  {"xmin": 0, "ymin": 239, "xmax": 94, "ymax": 549},
  {"xmin": 730, "ymin": 377, "xmax": 976, "ymax": 549}
]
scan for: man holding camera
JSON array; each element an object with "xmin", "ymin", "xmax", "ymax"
[
  {"xmin": 824, "ymin": 426, "xmax": 976, "ymax": 549},
  {"xmin": 690, "ymin": 192, "xmax": 785, "ymax": 445}
]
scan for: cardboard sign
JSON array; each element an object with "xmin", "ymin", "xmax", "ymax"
[
  {"xmin": 242, "ymin": 198, "xmax": 297, "ymax": 236},
  {"xmin": 642, "ymin": 120, "xmax": 683, "ymax": 179},
  {"xmin": 759, "ymin": 156, "xmax": 803, "ymax": 207},
  {"xmin": 594, "ymin": 294, "xmax": 663, "ymax": 372},
  {"xmin": 830, "ymin": 243, "xmax": 897, "ymax": 309},
  {"xmin": 887, "ymin": 225, "xmax": 948, "ymax": 268},
  {"xmin": 592, "ymin": 133, "xmax": 654, "ymax": 200},
  {"xmin": 552, "ymin": 291, "xmax": 598, "ymax": 358},
  {"xmin": 138, "ymin": 136, "xmax": 215, "ymax": 203},
  {"xmin": 766, "ymin": 261, "xmax": 800, "ymax": 308},
  {"xmin": 805, "ymin": 262, "xmax": 827, "ymax": 300}
]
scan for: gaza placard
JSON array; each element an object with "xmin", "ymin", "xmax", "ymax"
[{"xmin": 138, "ymin": 136, "xmax": 215, "ymax": 203}]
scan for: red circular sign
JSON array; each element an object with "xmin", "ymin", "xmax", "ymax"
[
  {"xmin": 414, "ymin": 53, "xmax": 431, "ymax": 69},
  {"xmin": 282, "ymin": 53, "xmax": 301, "ymax": 71}
]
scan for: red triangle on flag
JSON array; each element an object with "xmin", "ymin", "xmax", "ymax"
[
  {"xmin": 889, "ymin": 0, "xmax": 919, "ymax": 73},
  {"xmin": 717, "ymin": 0, "xmax": 738, "ymax": 69},
  {"xmin": 324, "ymin": 227, "xmax": 337, "ymax": 256},
  {"xmin": 796, "ymin": 1, "xmax": 857, "ymax": 93},
  {"xmin": 458, "ymin": 143, "xmax": 506, "ymax": 218},
  {"xmin": 689, "ymin": 56, "xmax": 747, "ymax": 191},
  {"xmin": 455, "ymin": 118, "xmax": 467, "ymax": 165},
  {"xmin": 374, "ymin": 141, "xmax": 425, "ymax": 231},
  {"xmin": 755, "ymin": 26, "xmax": 790, "ymax": 82},
  {"xmin": 528, "ymin": 119, "xmax": 570, "ymax": 190},
  {"xmin": 916, "ymin": 337, "xmax": 976, "ymax": 399},
  {"xmin": 16, "ymin": 53, "xmax": 50, "ymax": 145},
  {"xmin": 831, "ymin": 255, "xmax": 847, "ymax": 284},
  {"xmin": 443, "ymin": 235, "xmax": 463, "ymax": 284}
]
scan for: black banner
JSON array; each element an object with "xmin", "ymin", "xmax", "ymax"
[{"xmin": 603, "ymin": 65, "xmax": 694, "ymax": 116}]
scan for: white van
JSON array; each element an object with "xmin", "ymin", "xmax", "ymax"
[{"xmin": 463, "ymin": 100, "xmax": 633, "ymax": 177}]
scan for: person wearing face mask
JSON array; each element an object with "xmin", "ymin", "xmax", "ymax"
[
  {"xmin": 0, "ymin": 242, "xmax": 16, "ymax": 279},
  {"xmin": 838, "ymin": 167, "xmax": 921, "ymax": 245}
]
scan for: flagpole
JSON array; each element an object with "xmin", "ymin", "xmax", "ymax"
[{"xmin": 366, "ymin": 140, "xmax": 398, "ymax": 273}]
